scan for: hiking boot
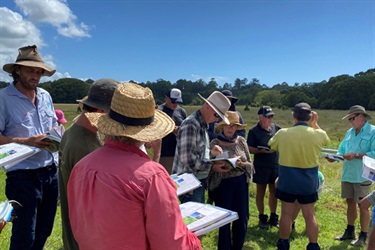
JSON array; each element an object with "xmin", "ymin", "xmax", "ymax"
[
  {"xmin": 259, "ymin": 214, "xmax": 269, "ymax": 230},
  {"xmin": 269, "ymin": 213, "xmax": 279, "ymax": 227},
  {"xmin": 350, "ymin": 233, "xmax": 367, "ymax": 247},
  {"xmin": 306, "ymin": 242, "xmax": 320, "ymax": 250},
  {"xmin": 335, "ymin": 229, "xmax": 355, "ymax": 241}
]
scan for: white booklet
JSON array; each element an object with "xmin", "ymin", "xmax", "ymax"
[
  {"xmin": 180, "ymin": 201, "xmax": 238, "ymax": 236},
  {"xmin": 362, "ymin": 156, "xmax": 375, "ymax": 182},
  {"xmin": 171, "ymin": 173, "xmax": 201, "ymax": 196},
  {"xmin": 209, "ymin": 150, "xmax": 241, "ymax": 169},
  {"xmin": 0, "ymin": 143, "xmax": 40, "ymax": 170},
  {"xmin": 41, "ymin": 126, "xmax": 63, "ymax": 153}
]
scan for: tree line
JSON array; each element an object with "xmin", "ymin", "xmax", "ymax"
[{"xmin": 1, "ymin": 68, "xmax": 374, "ymax": 110}]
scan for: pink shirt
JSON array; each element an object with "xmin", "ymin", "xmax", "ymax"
[{"xmin": 68, "ymin": 140, "xmax": 201, "ymax": 250}]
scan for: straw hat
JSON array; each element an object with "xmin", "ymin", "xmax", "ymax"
[
  {"xmin": 85, "ymin": 82, "xmax": 174, "ymax": 142},
  {"xmin": 198, "ymin": 91, "xmax": 230, "ymax": 124},
  {"xmin": 215, "ymin": 111, "xmax": 247, "ymax": 130},
  {"xmin": 3, "ymin": 45, "xmax": 55, "ymax": 76},
  {"xmin": 342, "ymin": 105, "xmax": 372, "ymax": 120}
]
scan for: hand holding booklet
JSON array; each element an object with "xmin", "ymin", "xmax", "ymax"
[
  {"xmin": 41, "ymin": 126, "xmax": 63, "ymax": 153},
  {"xmin": 209, "ymin": 150, "xmax": 240, "ymax": 169}
]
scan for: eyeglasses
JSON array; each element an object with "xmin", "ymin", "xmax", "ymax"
[
  {"xmin": 348, "ymin": 114, "xmax": 359, "ymax": 122},
  {"xmin": 214, "ymin": 113, "xmax": 220, "ymax": 118},
  {"xmin": 264, "ymin": 115, "xmax": 274, "ymax": 119}
]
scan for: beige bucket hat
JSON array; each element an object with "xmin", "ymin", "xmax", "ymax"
[
  {"xmin": 85, "ymin": 82, "xmax": 174, "ymax": 142},
  {"xmin": 3, "ymin": 45, "xmax": 56, "ymax": 76},
  {"xmin": 215, "ymin": 111, "xmax": 247, "ymax": 130}
]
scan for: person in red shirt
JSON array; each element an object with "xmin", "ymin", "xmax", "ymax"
[{"xmin": 67, "ymin": 82, "xmax": 201, "ymax": 250}]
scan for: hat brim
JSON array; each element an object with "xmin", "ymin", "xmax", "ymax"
[
  {"xmin": 342, "ymin": 113, "xmax": 372, "ymax": 120},
  {"xmin": 198, "ymin": 93, "xmax": 229, "ymax": 125},
  {"xmin": 81, "ymin": 99, "xmax": 111, "ymax": 112},
  {"xmin": 216, "ymin": 121, "xmax": 247, "ymax": 130},
  {"xmin": 58, "ymin": 118, "xmax": 67, "ymax": 124},
  {"xmin": 170, "ymin": 97, "xmax": 183, "ymax": 103},
  {"xmin": 3, "ymin": 62, "xmax": 56, "ymax": 77},
  {"xmin": 85, "ymin": 109, "xmax": 175, "ymax": 142}
]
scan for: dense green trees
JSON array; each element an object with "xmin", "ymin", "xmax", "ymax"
[{"xmin": 0, "ymin": 68, "xmax": 373, "ymax": 110}]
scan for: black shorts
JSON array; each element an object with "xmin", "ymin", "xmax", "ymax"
[
  {"xmin": 252, "ymin": 165, "xmax": 278, "ymax": 184},
  {"xmin": 275, "ymin": 188, "xmax": 318, "ymax": 204}
]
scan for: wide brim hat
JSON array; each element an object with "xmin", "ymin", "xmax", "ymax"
[
  {"xmin": 85, "ymin": 82, "xmax": 175, "ymax": 142},
  {"xmin": 3, "ymin": 45, "xmax": 55, "ymax": 77},
  {"xmin": 198, "ymin": 91, "xmax": 230, "ymax": 125},
  {"xmin": 342, "ymin": 105, "xmax": 372, "ymax": 120},
  {"xmin": 215, "ymin": 111, "xmax": 247, "ymax": 130}
]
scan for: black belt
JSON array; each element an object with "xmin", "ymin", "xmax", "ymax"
[{"xmin": 7, "ymin": 164, "xmax": 56, "ymax": 176}]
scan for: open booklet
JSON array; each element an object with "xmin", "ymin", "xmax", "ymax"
[
  {"xmin": 180, "ymin": 201, "xmax": 238, "ymax": 236},
  {"xmin": 41, "ymin": 125, "xmax": 64, "ymax": 153},
  {"xmin": 0, "ymin": 200, "xmax": 22, "ymax": 222},
  {"xmin": 321, "ymin": 153, "xmax": 344, "ymax": 162},
  {"xmin": 171, "ymin": 173, "xmax": 201, "ymax": 196},
  {"xmin": 209, "ymin": 150, "xmax": 240, "ymax": 169},
  {"xmin": 361, "ymin": 156, "xmax": 375, "ymax": 182},
  {"xmin": 0, "ymin": 143, "xmax": 40, "ymax": 170}
]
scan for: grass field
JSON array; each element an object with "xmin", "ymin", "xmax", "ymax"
[{"xmin": 0, "ymin": 104, "xmax": 373, "ymax": 249}]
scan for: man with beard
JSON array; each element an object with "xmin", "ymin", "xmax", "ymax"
[{"xmin": 0, "ymin": 45, "xmax": 58, "ymax": 249}]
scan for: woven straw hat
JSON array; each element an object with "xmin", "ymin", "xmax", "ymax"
[
  {"xmin": 3, "ymin": 45, "xmax": 55, "ymax": 76},
  {"xmin": 85, "ymin": 82, "xmax": 174, "ymax": 142},
  {"xmin": 215, "ymin": 111, "xmax": 247, "ymax": 130},
  {"xmin": 198, "ymin": 91, "xmax": 231, "ymax": 124}
]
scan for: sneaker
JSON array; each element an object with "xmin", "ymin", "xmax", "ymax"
[
  {"xmin": 350, "ymin": 233, "xmax": 367, "ymax": 247},
  {"xmin": 269, "ymin": 213, "xmax": 279, "ymax": 227},
  {"xmin": 335, "ymin": 229, "xmax": 355, "ymax": 241},
  {"xmin": 259, "ymin": 214, "xmax": 269, "ymax": 230}
]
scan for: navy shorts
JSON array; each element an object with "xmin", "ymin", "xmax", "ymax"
[
  {"xmin": 252, "ymin": 165, "xmax": 278, "ymax": 184},
  {"xmin": 275, "ymin": 188, "xmax": 318, "ymax": 204}
]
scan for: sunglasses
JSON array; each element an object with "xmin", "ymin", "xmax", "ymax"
[
  {"xmin": 348, "ymin": 114, "xmax": 359, "ymax": 122},
  {"xmin": 214, "ymin": 113, "xmax": 220, "ymax": 118},
  {"xmin": 264, "ymin": 115, "xmax": 274, "ymax": 119}
]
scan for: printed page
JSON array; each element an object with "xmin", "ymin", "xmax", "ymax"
[
  {"xmin": 171, "ymin": 173, "xmax": 202, "ymax": 196},
  {"xmin": 209, "ymin": 150, "xmax": 240, "ymax": 168},
  {"xmin": 194, "ymin": 211, "xmax": 238, "ymax": 236},
  {"xmin": 0, "ymin": 143, "xmax": 40, "ymax": 169},
  {"xmin": 0, "ymin": 200, "xmax": 13, "ymax": 222},
  {"xmin": 362, "ymin": 156, "xmax": 375, "ymax": 182},
  {"xmin": 180, "ymin": 202, "xmax": 230, "ymax": 232}
]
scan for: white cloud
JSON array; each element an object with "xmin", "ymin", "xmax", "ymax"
[
  {"xmin": 15, "ymin": 0, "xmax": 91, "ymax": 38},
  {"xmin": 0, "ymin": 1, "xmax": 91, "ymax": 82},
  {"xmin": 190, "ymin": 74, "xmax": 230, "ymax": 86}
]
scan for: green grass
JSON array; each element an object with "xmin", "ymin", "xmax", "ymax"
[{"xmin": 0, "ymin": 105, "xmax": 372, "ymax": 249}]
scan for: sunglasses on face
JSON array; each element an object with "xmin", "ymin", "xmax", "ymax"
[
  {"xmin": 348, "ymin": 114, "xmax": 359, "ymax": 122},
  {"xmin": 214, "ymin": 113, "xmax": 220, "ymax": 118},
  {"xmin": 264, "ymin": 115, "xmax": 274, "ymax": 119}
]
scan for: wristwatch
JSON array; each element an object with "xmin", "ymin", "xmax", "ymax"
[{"xmin": 355, "ymin": 153, "xmax": 359, "ymax": 158}]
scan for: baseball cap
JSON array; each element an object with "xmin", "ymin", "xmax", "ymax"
[
  {"xmin": 167, "ymin": 88, "xmax": 183, "ymax": 103},
  {"xmin": 293, "ymin": 102, "xmax": 311, "ymax": 114},
  {"xmin": 258, "ymin": 106, "xmax": 275, "ymax": 116}
]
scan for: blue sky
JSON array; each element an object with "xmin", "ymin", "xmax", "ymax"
[{"xmin": 0, "ymin": 0, "xmax": 374, "ymax": 86}]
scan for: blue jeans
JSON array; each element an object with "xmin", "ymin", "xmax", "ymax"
[
  {"xmin": 179, "ymin": 178, "xmax": 207, "ymax": 203},
  {"xmin": 6, "ymin": 165, "xmax": 59, "ymax": 250},
  {"xmin": 211, "ymin": 174, "xmax": 249, "ymax": 250}
]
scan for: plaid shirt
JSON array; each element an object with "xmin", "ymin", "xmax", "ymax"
[{"xmin": 172, "ymin": 110, "xmax": 212, "ymax": 179}]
